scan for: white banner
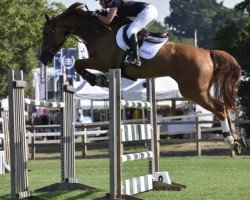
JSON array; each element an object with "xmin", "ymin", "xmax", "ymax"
[
  {"xmin": 54, "ymin": 49, "xmax": 63, "ymax": 91},
  {"xmin": 78, "ymin": 41, "xmax": 89, "ymax": 59}
]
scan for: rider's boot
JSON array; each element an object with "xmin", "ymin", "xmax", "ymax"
[{"xmin": 127, "ymin": 33, "xmax": 142, "ymax": 67}]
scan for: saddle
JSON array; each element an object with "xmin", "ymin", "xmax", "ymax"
[{"xmin": 123, "ymin": 24, "xmax": 169, "ymax": 47}]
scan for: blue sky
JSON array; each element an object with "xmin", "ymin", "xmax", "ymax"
[{"xmin": 52, "ymin": 0, "xmax": 243, "ymax": 23}]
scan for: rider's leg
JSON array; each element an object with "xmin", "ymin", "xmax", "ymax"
[
  {"xmin": 128, "ymin": 33, "xmax": 141, "ymax": 67},
  {"xmin": 126, "ymin": 4, "xmax": 158, "ymax": 66}
]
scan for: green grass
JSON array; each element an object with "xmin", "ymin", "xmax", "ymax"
[{"xmin": 1, "ymin": 156, "xmax": 250, "ymax": 200}]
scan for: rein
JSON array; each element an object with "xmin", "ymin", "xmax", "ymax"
[
  {"xmin": 68, "ymin": 31, "xmax": 87, "ymax": 44},
  {"xmin": 42, "ymin": 3, "xmax": 113, "ymax": 58},
  {"xmin": 58, "ymin": 14, "xmax": 111, "ymax": 45}
]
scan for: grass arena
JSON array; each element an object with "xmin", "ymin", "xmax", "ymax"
[
  {"xmin": 1, "ymin": 156, "xmax": 250, "ymax": 200},
  {"xmin": 0, "ymin": 69, "xmax": 250, "ymax": 200}
]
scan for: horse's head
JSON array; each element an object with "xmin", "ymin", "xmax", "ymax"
[
  {"xmin": 39, "ymin": 3, "xmax": 94, "ymax": 65},
  {"xmin": 40, "ymin": 13, "xmax": 69, "ymax": 66},
  {"xmin": 39, "ymin": 2, "xmax": 125, "ymax": 66}
]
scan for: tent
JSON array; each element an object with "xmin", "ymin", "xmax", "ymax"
[
  {"xmin": 74, "ymin": 74, "xmax": 138, "ymax": 100},
  {"xmin": 73, "ymin": 75, "xmax": 137, "ymax": 109},
  {"xmin": 122, "ymin": 76, "xmax": 183, "ymax": 101},
  {"xmin": 74, "ymin": 75, "xmax": 183, "ymax": 101},
  {"xmin": 74, "ymin": 80, "xmax": 109, "ymax": 100},
  {"xmin": 74, "ymin": 75, "xmax": 183, "ymax": 109}
]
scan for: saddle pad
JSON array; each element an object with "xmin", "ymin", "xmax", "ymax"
[{"xmin": 116, "ymin": 25, "xmax": 167, "ymax": 60}]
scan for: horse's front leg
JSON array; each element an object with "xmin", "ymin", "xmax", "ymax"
[{"xmin": 74, "ymin": 58, "xmax": 109, "ymax": 87}]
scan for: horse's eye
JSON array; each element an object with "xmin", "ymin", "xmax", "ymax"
[{"xmin": 44, "ymin": 27, "xmax": 54, "ymax": 36}]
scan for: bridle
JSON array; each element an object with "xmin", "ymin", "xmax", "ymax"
[
  {"xmin": 40, "ymin": 3, "xmax": 112, "ymax": 62},
  {"xmin": 41, "ymin": 21, "xmax": 84, "ymax": 62}
]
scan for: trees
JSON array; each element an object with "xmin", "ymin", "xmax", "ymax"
[
  {"xmin": 0, "ymin": 0, "xmax": 65, "ymax": 98},
  {"xmin": 164, "ymin": 0, "xmax": 237, "ymax": 48},
  {"xmin": 235, "ymin": 0, "xmax": 250, "ymax": 14}
]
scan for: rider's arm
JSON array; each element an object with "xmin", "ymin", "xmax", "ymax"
[{"xmin": 96, "ymin": 7, "xmax": 117, "ymax": 25}]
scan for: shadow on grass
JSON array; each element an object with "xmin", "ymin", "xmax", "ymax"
[
  {"xmin": 0, "ymin": 194, "xmax": 10, "ymax": 200},
  {"xmin": 36, "ymin": 189, "xmax": 101, "ymax": 200},
  {"xmin": 160, "ymin": 147, "xmax": 250, "ymax": 157},
  {"xmin": 0, "ymin": 191, "xmax": 101, "ymax": 200}
]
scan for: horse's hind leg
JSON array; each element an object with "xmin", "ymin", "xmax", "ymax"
[
  {"xmin": 226, "ymin": 110, "xmax": 248, "ymax": 149},
  {"xmin": 187, "ymin": 92, "xmax": 244, "ymax": 152}
]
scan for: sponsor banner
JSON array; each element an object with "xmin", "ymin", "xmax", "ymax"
[
  {"xmin": 54, "ymin": 48, "xmax": 77, "ymax": 90},
  {"xmin": 62, "ymin": 48, "xmax": 76, "ymax": 79}
]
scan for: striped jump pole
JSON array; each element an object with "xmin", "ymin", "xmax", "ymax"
[{"xmin": 109, "ymin": 69, "xmax": 186, "ymax": 200}]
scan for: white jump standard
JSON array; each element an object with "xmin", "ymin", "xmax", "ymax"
[
  {"xmin": 0, "ymin": 102, "xmax": 11, "ymax": 175},
  {"xmin": 8, "ymin": 70, "xmax": 95, "ymax": 200},
  {"xmin": 108, "ymin": 69, "xmax": 186, "ymax": 200}
]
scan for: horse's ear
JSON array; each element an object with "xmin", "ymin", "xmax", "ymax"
[{"xmin": 45, "ymin": 12, "xmax": 51, "ymax": 22}]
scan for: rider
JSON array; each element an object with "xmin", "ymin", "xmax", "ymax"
[{"xmin": 94, "ymin": 0, "xmax": 158, "ymax": 67}]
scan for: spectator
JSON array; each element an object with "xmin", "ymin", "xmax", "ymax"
[{"xmin": 39, "ymin": 109, "xmax": 49, "ymax": 140}]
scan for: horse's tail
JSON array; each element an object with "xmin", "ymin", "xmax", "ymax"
[{"xmin": 209, "ymin": 50, "xmax": 241, "ymax": 109}]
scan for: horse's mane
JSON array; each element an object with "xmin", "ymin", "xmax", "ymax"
[
  {"xmin": 68, "ymin": 2, "xmax": 83, "ymax": 10},
  {"xmin": 57, "ymin": 2, "xmax": 131, "ymax": 27},
  {"xmin": 57, "ymin": 2, "xmax": 86, "ymax": 19},
  {"xmin": 58, "ymin": 2, "xmax": 131, "ymax": 24}
]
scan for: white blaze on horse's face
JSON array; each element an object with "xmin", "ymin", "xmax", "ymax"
[{"xmin": 40, "ymin": 13, "xmax": 66, "ymax": 66}]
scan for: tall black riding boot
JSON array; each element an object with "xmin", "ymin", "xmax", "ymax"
[{"xmin": 128, "ymin": 33, "xmax": 142, "ymax": 67}]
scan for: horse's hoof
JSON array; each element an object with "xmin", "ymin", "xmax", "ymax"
[
  {"xmin": 79, "ymin": 72, "xmax": 96, "ymax": 86},
  {"xmin": 235, "ymin": 137, "xmax": 248, "ymax": 148},
  {"xmin": 232, "ymin": 143, "xmax": 242, "ymax": 154},
  {"xmin": 89, "ymin": 80, "xmax": 96, "ymax": 86},
  {"xmin": 95, "ymin": 75, "xmax": 109, "ymax": 88}
]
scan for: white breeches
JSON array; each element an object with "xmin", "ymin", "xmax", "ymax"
[{"xmin": 126, "ymin": 4, "xmax": 158, "ymax": 38}]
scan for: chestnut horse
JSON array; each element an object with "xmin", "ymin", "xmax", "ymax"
[{"xmin": 40, "ymin": 3, "xmax": 247, "ymax": 152}]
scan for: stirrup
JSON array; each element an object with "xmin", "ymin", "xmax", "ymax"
[{"xmin": 129, "ymin": 58, "xmax": 142, "ymax": 67}]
